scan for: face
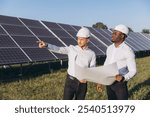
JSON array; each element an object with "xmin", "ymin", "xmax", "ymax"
[
  {"xmin": 111, "ymin": 30, "xmax": 124, "ymax": 43},
  {"xmin": 77, "ymin": 37, "xmax": 89, "ymax": 48}
]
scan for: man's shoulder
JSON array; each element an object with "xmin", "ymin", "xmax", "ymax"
[
  {"xmin": 107, "ymin": 44, "xmax": 114, "ymax": 49},
  {"xmin": 88, "ymin": 48, "xmax": 96, "ymax": 55},
  {"xmin": 123, "ymin": 43, "xmax": 133, "ymax": 51}
]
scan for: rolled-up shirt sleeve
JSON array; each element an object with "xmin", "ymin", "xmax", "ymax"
[
  {"xmin": 89, "ymin": 52, "xmax": 96, "ymax": 67},
  {"xmin": 124, "ymin": 49, "xmax": 137, "ymax": 81},
  {"xmin": 47, "ymin": 43, "xmax": 69, "ymax": 55}
]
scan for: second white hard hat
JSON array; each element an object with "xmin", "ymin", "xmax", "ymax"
[
  {"xmin": 76, "ymin": 27, "xmax": 91, "ymax": 38},
  {"xmin": 114, "ymin": 24, "xmax": 129, "ymax": 35}
]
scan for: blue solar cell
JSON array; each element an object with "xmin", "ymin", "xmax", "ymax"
[
  {"xmin": 71, "ymin": 25, "xmax": 81, "ymax": 31},
  {"xmin": 142, "ymin": 33, "xmax": 150, "ymax": 41},
  {"xmin": 29, "ymin": 27, "xmax": 55, "ymax": 37},
  {"xmin": 129, "ymin": 32, "xmax": 148, "ymax": 50},
  {"xmin": 58, "ymin": 23, "xmax": 76, "ymax": 31},
  {"xmin": 0, "ymin": 15, "xmax": 23, "ymax": 26},
  {"xmin": 133, "ymin": 33, "xmax": 150, "ymax": 50},
  {"xmin": 0, "ymin": 15, "xmax": 150, "ymax": 65},
  {"xmin": 12, "ymin": 36, "xmax": 38, "ymax": 47},
  {"xmin": 23, "ymin": 48, "xmax": 56, "ymax": 62},
  {"xmin": 20, "ymin": 18, "xmax": 44, "ymax": 28},
  {"xmin": 0, "ymin": 35, "xmax": 17, "ymax": 47},
  {"xmin": 51, "ymin": 29, "xmax": 72, "ymax": 38},
  {"xmin": 42, "ymin": 21, "xmax": 60, "ymax": 29},
  {"xmin": 38, "ymin": 36, "xmax": 64, "ymax": 46},
  {"xmin": 58, "ymin": 37, "xmax": 77, "ymax": 46},
  {"xmin": 0, "ymin": 26, "xmax": 6, "ymax": 35},
  {"xmin": 2, "ymin": 25, "xmax": 33, "ymax": 36},
  {"xmin": 94, "ymin": 28, "xmax": 112, "ymax": 45},
  {"xmin": 0, "ymin": 48, "xmax": 30, "ymax": 65}
]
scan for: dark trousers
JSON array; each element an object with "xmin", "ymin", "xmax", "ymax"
[
  {"xmin": 63, "ymin": 74, "xmax": 87, "ymax": 100},
  {"xmin": 106, "ymin": 81, "xmax": 128, "ymax": 100}
]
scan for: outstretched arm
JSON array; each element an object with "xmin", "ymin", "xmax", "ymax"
[{"xmin": 37, "ymin": 40, "xmax": 69, "ymax": 55}]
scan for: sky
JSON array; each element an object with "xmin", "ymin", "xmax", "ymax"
[{"xmin": 0, "ymin": 0, "xmax": 150, "ymax": 32}]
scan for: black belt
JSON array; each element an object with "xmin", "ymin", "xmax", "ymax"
[{"xmin": 67, "ymin": 74, "xmax": 77, "ymax": 80}]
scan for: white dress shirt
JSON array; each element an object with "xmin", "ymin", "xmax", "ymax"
[
  {"xmin": 47, "ymin": 44, "xmax": 96, "ymax": 77},
  {"xmin": 104, "ymin": 42, "xmax": 136, "ymax": 81}
]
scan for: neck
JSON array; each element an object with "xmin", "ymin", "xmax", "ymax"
[
  {"xmin": 114, "ymin": 41, "xmax": 123, "ymax": 47},
  {"xmin": 80, "ymin": 45, "xmax": 88, "ymax": 49}
]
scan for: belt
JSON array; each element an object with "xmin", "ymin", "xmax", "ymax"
[
  {"xmin": 67, "ymin": 74, "xmax": 87, "ymax": 83},
  {"xmin": 67, "ymin": 74, "xmax": 77, "ymax": 80}
]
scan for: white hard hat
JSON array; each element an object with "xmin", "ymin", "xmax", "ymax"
[
  {"xmin": 114, "ymin": 24, "xmax": 129, "ymax": 35},
  {"xmin": 76, "ymin": 27, "xmax": 91, "ymax": 38}
]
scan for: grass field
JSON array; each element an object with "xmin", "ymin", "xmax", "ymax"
[{"xmin": 0, "ymin": 56, "xmax": 150, "ymax": 100}]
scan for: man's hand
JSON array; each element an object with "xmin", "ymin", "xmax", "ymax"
[
  {"xmin": 37, "ymin": 40, "xmax": 47, "ymax": 48},
  {"xmin": 115, "ymin": 74, "xmax": 124, "ymax": 82},
  {"xmin": 79, "ymin": 80, "xmax": 87, "ymax": 83},
  {"xmin": 96, "ymin": 84, "xmax": 104, "ymax": 93}
]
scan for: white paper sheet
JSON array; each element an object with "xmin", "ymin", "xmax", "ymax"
[{"xmin": 75, "ymin": 63, "xmax": 119, "ymax": 85}]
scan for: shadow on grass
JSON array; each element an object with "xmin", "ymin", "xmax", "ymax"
[
  {"xmin": 128, "ymin": 77, "xmax": 150, "ymax": 99},
  {"xmin": 0, "ymin": 62, "xmax": 67, "ymax": 83}
]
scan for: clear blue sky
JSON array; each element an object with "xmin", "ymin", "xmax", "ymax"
[{"xmin": 0, "ymin": 0, "xmax": 150, "ymax": 32}]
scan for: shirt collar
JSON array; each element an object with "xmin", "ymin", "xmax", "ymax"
[
  {"xmin": 113, "ymin": 42, "xmax": 125, "ymax": 48},
  {"xmin": 77, "ymin": 45, "xmax": 89, "ymax": 50}
]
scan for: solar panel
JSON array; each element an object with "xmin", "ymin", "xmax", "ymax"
[
  {"xmin": 42, "ymin": 21, "xmax": 77, "ymax": 46},
  {"xmin": 12, "ymin": 35, "xmax": 38, "ymax": 47},
  {"xmin": 0, "ymin": 15, "xmax": 149, "ymax": 65},
  {"xmin": 19, "ymin": 18, "xmax": 67, "ymax": 59},
  {"xmin": 134, "ymin": 33, "xmax": 150, "ymax": 50},
  {"xmin": 0, "ymin": 35, "xmax": 17, "ymax": 47},
  {"xmin": 58, "ymin": 23, "xmax": 104, "ymax": 55},
  {"xmin": 0, "ymin": 26, "xmax": 6, "ymax": 35},
  {"xmin": 22, "ymin": 48, "xmax": 56, "ymax": 62},
  {"xmin": 141, "ymin": 33, "xmax": 150, "ymax": 41},
  {"xmin": 93, "ymin": 28, "xmax": 112, "ymax": 45},
  {"xmin": 19, "ymin": 18, "xmax": 44, "ymax": 28},
  {"xmin": 129, "ymin": 32, "xmax": 148, "ymax": 51},
  {"xmin": 58, "ymin": 23, "xmax": 77, "ymax": 39},
  {"xmin": 0, "ymin": 48, "xmax": 30, "ymax": 65},
  {"xmin": 0, "ymin": 15, "xmax": 23, "ymax": 26},
  {"xmin": 125, "ymin": 37, "xmax": 140, "ymax": 51},
  {"xmin": 2, "ymin": 25, "xmax": 33, "ymax": 36}
]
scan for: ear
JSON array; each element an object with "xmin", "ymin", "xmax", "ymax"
[
  {"xmin": 121, "ymin": 34, "xmax": 125, "ymax": 39},
  {"xmin": 87, "ymin": 39, "xmax": 90, "ymax": 43}
]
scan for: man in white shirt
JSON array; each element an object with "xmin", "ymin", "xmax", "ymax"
[
  {"xmin": 97, "ymin": 24, "xmax": 136, "ymax": 100},
  {"xmin": 38, "ymin": 27, "xmax": 96, "ymax": 100}
]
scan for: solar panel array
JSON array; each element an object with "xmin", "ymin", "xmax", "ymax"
[{"xmin": 0, "ymin": 15, "xmax": 150, "ymax": 65}]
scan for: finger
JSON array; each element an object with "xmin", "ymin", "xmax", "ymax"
[
  {"xmin": 36, "ymin": 41, "xmax": 41, "ymax": 43},
  {"xmin": 36, "ymin": 40, "xmax": 43, "ymax": 43}
]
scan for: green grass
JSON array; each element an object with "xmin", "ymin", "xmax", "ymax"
[{"xmin": 0, "ymin": 56, "xmax": 150, "ymax": 100}]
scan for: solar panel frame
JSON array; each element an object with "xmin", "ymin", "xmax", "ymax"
[
  {"xmin": 22, "ymin": 48, "xmax": 57, "ymax": 62},
  {"xmin": 129, "ymin": 32, "xmax": 149, "ymax": 50},
  {"xmin": 0, "ymin": 48, "xmax": 30, "ymax": 65},
  {"xmin": 133, "ymin": 33, "xmax": 150, "ymax": 50},
  {"xmin": 19, "ymin": 18, "xmax": 67, "ymax": 60},
  {"xmin": 0, "ymin": 15, "xmax": 23, "ymax": 26},
  {"xmin": 1, "ymin": 24, "xmax": 34, "ymax": 36},
  {"xmin": 0, "ymin": 26, "xmax": 7, "ymax": 35},
  {"xmin": 12, "ymin": 35, "xmax": 38, "ymax": 48},
  {"xmin": 0, "ymin": 15, "xmax": 150, "ymax": 66},
  {"xmin": 0, "ymin": 35, "xmax": 18, "ymax": 48}
]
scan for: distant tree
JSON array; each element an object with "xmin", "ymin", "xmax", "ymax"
[
  {"xmin": 92, "ymin": 22, "xmax": 108, "ymax": 29},
  {"xmin": 142, "ymin": 29, "xmax": 149, "ymax": 34}
]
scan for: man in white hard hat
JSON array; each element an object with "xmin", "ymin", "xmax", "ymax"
[
  {"xmin": 97, "ymin": 24, "xmax": 136, "ymax": 100},
  {"xmin": 38, "ymin": 27, "xmax": 96, "ymax": 100}
]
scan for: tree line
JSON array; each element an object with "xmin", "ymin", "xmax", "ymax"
[{"xmin": 92, "ymin": 22, "xmax": 149, "ymax": 34}]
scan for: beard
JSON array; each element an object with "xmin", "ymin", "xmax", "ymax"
[{"xmin": 111, "ymin": 39, "xmax": 115, "ymax": 43}]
